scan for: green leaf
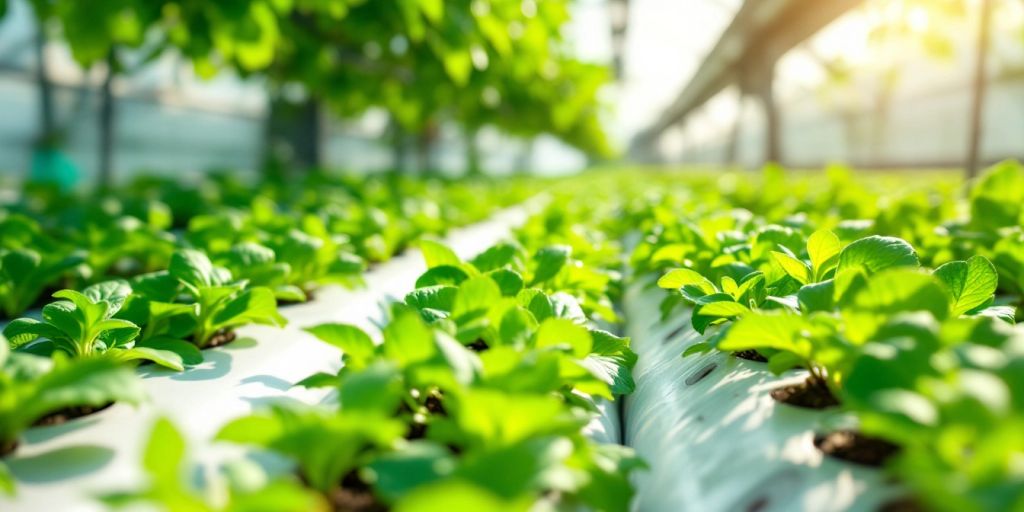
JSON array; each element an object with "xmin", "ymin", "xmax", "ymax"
[
  {"xmin": 851, "ymin": 269, "xmax": 951, "ymax": 320},
  {"xmin": 519, "ymin": 289, "xmax": 553, "ymax": 322},
  {"xmin": 534, "ymin": 318, "xmax": 591, "ymax": 358},
  {"xmin": 498, "ymin": 307, "xmax": 537, "ymax": 347},
  {"xmin": 366, "ymin": 442, "xmax": 455, "ymax": 502},
  {"xmin": 933, "ymin": 256, "xmax": 999, "ymax": 316},
  {"xmin": 338, "ymin": 362, "xmax": 403, "ymax": 414},
  {"xmin": 718, "ymin": 312, "xmax": 806, "ymax": 353},
  {"xmin": 405, "ymin": 286, "xmax": 458, "ymax": 312},
  {"xmin": 211, "ymin": 287, "xmax": 287, "ymax": 331},
  {"xmin": 696, "ymin": 300, "xmax": 749, "ymax": 317},
  {"xmin": 583, "ymin": 330, "xmax": 637, "ymax": 395},
  {"xmin": 0, "ymin": 461, "xmax": 12, "ymax": 496},
  {"xmin": 969, "ymin": 161, "xmax": 1024, "ymax": 230},
  {"xmin": 529, "ymin": 245, "xmax": 571, "ymax": 286},
  {"xmin": 22, "ymin": 356, "xmax": 146, "ymax": 427},
  {"xmin": 656, "ymin": 268, "xmax": 716, "ymax": 293},
  {"xmin": 143, "ymin": 417, "xmax": 186, "ymax": 483},
  {"xmin": 486, "ymin": 269, "xmax": 524, "ymax": 297},
  {"xmin": 393, "ymin": 479, "xmax": 519, "ymax": 512},
  {"xmin": 470, "ymin": 243, "xmax": 520, "ymax": 272},
  {"xmin": 419, "ymin": 239, "xmax": 461, "ymax": 269},
  {"xmin": 771, "ymin": 251, "xmax": 811, "ymax": 285},
  {"xmin": 114, "ymin": 347, "xmax": 184, "ymax": 371},
  {"xmin": 82, "ymin": 280, "xmax": 133, "ymax": 317},
  {"xmin": 383, "ymin": 310, "xmax": 437, "ymax": 366},
  {"xmin": 691, "ymin": 293, "xmax": 743, "ymax": 334},
  {"xmin": 138, "ymin": 337, "xmax": 203, "ymax": 366},
  {"xmin": 169, "ymin": 249, "xmax": 220, "ymax": 289},
  {"xmin": 453, "ymin": 276, "xmax": 502, "ymax": 317},
  {"xmin": 415, "ymin": 265, "xmax": 469, "ymax": 288},
  {"xmin": 3, "ymin": 318, "xmax": 60, "ymax": 348},
  {"xmin": 837, "ymin": 236, "xmax": 919, "ymax": 274},
  {"xmin": 807, "ymin": 229, "xmax": 841, "ymax": 279},
  {"xmin": 797, "ymin": 280, "xmax": 835, "ymax": 313},
  {"xmin": 304, "ymin": 323, "xmax": 376, "ymax": 369}
]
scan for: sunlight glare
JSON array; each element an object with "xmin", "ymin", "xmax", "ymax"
[{"xmin": 907, "ymin": 6, "xmax": 930, "ymax": 32}]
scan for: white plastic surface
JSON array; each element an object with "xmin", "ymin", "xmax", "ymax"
[
  {"xmin": 3, "ymin": 206, "xmax": 598, "ymax": 511},
  {"xmin": 622, "ymin": 275, "xmax": 899, "ymax": 512}
]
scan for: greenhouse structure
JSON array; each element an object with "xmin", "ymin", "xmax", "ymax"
[{"xmin": 1, "ymin": 0, "xmax": 1023, "ymax": 511}]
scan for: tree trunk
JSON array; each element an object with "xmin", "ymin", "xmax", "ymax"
[
  {"xmin": 34, "ymin": 19, "xmax": 55, "ymax": 150},
  {"xmin": 724, "ymin": 95, "xmax": 744, "ymax": 166},
  {"xmin": 264, "ymin": 94, "xmax": 323, "ymax": 176},
  {"xmin": 871, "ymin": 87, "xmax": 891, "ymax": 166},
  {"xmin": 389, "ymin": 117, "xmax": 408, "ymax": 174},
  {"xmin": 966, "ymin": 0, "xmax": 993, "ymax": 180},
  {"xmin": 416, "ymin": 121, "xmax": 439, "ymax": 175},
  {"xmin": 515, "ymin": 138, "xmax": 534, "ymax": 174},
  {"xmin": 756, "ymin": 65, "xmax": 782, "ymax": 166},
  {"xmin": 97, "ymin": 51, "xmax": 116, "ymax": 191},
  {"xmin": 465, "ymin": 127, "xmax": 481, "ymax": 176}
]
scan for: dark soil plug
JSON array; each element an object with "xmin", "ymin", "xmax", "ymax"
[
  {"xmin": 734, "ymin": 350, "xmax": 767, "ymax": 362},
  {"xmin": 770, "ymin": 377, "xmax": 839, "ymax": 409},
  {"xmin": 878, "ymin": 497, "xmax": 926, "ymax": 512},
  {"xmin": 33, "ymin": 402, "xmax": 114, "ymax": 427},
  {"xmin": 814, "ymin": 430, "xmax": 899, "ymax": 467},
  {"xmin": 204, "ymin": 329, "xmax": 238, "ymax": 349},
  {"xmin": 0, "ymin": 440, "xmax": 18, "ymax": 457},
  {"xmin": 466, "ymin": 339, "xmax": 489, "ymax": 352},
  {"xmin": 326, "ymin": 472, "xmax": 388, "ymax": 512}
]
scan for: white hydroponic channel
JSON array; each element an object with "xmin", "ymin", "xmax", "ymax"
[
  {"xmin": 0, "ymin": 205, "xmax": 622, "ymax": 511},
  {"xmin": 622, "ymin": 275, "xmax": 899, "ymax": 512}
]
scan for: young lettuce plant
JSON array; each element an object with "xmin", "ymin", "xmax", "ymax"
[
  {"xmin": 416, "ymin": 240, "xmax": 637, "ymax": 396},
  {"xmin": 220, "ymin": 242, "xmax": 307, "ymax": 303},
  {"xmin": 217, "ymin": 403, "xmax": 406, "ymax": 496},
  {"xmin": 0, "ymin": 336, "xmax": 145, "ymax": 495},
  {"xmin": 166, "ymin": 250, "xmax": 287, "ymax": 348},
  {"xmin": 270, "ymin": 222, "xmax": 366, "ymax": 292},
  {"xmin": 101, "ymin": 417, "xmax": 329, "ymax": 511},
  {"xmin": 0, "ymin": 248, "xmax": 86, "ymax": 319},
  {"xmin": 2, "ymin": 281, "xmax": 188, "ymax": 370},
  {"xmin": 839, "ymin": 313, "xmax": 1024, "ymax": 511}
]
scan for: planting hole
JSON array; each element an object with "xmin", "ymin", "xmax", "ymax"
[
  {"xmin": 770, "ymin": 377, "xmax": 838, "ymax": 409},
  {"xmin": 685, "ymin": 362, "xmax": 717, "ymax": 385},
  {"xmin": 813, "ymin": 430, "xmax": 899, "ymax": 467}
]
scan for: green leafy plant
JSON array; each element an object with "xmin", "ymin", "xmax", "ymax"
[
  {"xmin": 3, "ymin": 280, "xmax": 187, "ymax": 370},
  {"xmin": 0, "ymin": 248, "xmax": 86, "ymax": 319},
  {"xmin": 101, "ymin": 417, "xmax": 329, "ymax": 511},
  {"xmin": 166, "ymin": 250, "xmax": 287, "ymax": 347},
  {"xmin": 0, "ymin": 336, "xmax": 145, "ymax": 495}
]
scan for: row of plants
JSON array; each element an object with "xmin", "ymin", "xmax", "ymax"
[
  {"xmin": 1, "ymin": 172, "xmax": 535, "ymax": 319},
  {"xmin": 633, "ymin": 163, "xmax": 1024, "ymax": 511},
  {"xmin": 0, "ymin": 172, "xmax": 536, "ymax": 495},
  {"xmin": 92, "ymin": 202, "xmax": 643, "ymax": 510},
  {"xmin": 4, "ymin": 163, "xmax": 1022, "ymax": 509}
]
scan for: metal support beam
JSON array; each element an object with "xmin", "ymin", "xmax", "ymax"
[{"xmin": 631, "ymin": 0, "xmax": 863, "ymax": 157}]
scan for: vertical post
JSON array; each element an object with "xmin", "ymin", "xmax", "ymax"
[
  {"xmin": 757, "ymin": 62, "xmax": 781, "ymax": 165},
  {"xmin": 264, "ymin": 94, "xmax": 323, "ymax": 176},
  {"xmin": 34, "ymin": 19, "xmax": 55, "ymax": 148},
  {"xmin": 609, "ymin": 0, "xmax": 630, "ymax": 81},
  {"xmin": 966, "ymin": 0, "xmax": 993, "ymax": 180},
  {"xmin": 298, "ymin": 98, "xmax": 323, "ymax": 172},
  {"xmin": 97, "ymin": 51, "xmax": 116, "ymax": 191},
  {"xmin": 725, "ymin": 91, "xmax": 744, "ymax": 166},
  {"xmin": 416, "ymin": 120, "xmax": 438, "ymax": 175},
  {"xmin": 515, "ymin": 138, "xmax": 534, "ymax": 174},
  {"xmin": 464, "ymin": 126, "xmax": 481, "ymax": 176},
  {"xmin": 391, "ymin": 122, "xmax": 407, "ymax": 174}
]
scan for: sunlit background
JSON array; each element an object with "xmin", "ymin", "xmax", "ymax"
[{"xmin": 0, "ymin": 0, "xmax": 1022, "ymax": 186}]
